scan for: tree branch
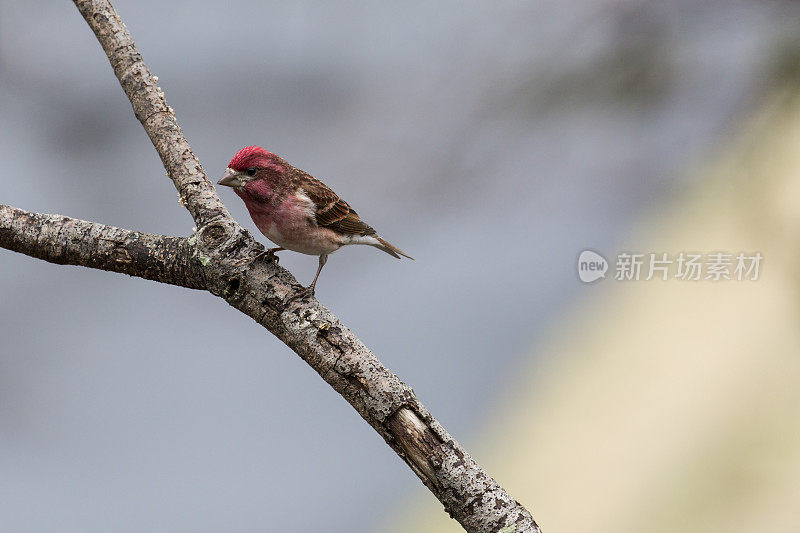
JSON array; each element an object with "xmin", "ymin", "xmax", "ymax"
[
  {"xmin": 7, "ymin": 2, "xmax": 549, "ymax": 531},
  {"xmin": 0, "ymin": 204, "xmax": 205, "ymax": 290},
  {"xmin": 73, "ymin": 0, "xmax": 229, "ymax": 228}
]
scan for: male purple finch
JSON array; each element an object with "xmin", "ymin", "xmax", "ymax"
[{"xmin": 217, "ymin": 146, "xmax": 412, "ymax": 295}]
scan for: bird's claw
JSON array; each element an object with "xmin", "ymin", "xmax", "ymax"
[
  {"xmin": 285, "ymin": 284, "xmax": 315, "ymax": 305},
  {"xmin": 265, "ymin": 250, "xmax": 280, "ymax": 265},
  {"xmin": 300, "ymin": 285, "xmax": 316, "ymax": 299},
  {"xmin": 252, "ymin": 247, "xmax": 281, "ymax": 265}
]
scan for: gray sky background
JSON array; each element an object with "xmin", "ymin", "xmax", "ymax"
[{"xmin": 1, "ymin": 1, "xmax": 797, "ymax": 531}]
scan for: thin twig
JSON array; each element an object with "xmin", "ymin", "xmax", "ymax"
[{"xmin": 73, "ymin": 0, "xmax": 229, "ymax": 228}]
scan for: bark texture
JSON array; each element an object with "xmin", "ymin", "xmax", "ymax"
[
  {"xmin": 74, "ymin": 0, "xmax": 229, "ymax": 228},
  {"xmin": 0, "ymin": 2, "xmax": 542, "ymax": 532},
  {"xmin": 0, "ymin": 205, "xmax": 205, "ymax": 290}
]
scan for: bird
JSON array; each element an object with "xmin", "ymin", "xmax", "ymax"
[{"xmin": 217, "ymin": 146, "xmax": 412, "ymax": 296}]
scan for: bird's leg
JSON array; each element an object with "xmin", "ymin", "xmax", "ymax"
[
  {"xmin": 253, "ymin": 246, "xmax": 285, "ymax": 264},
  {"xmin": 304, "ymin": 254, "xmax": 328, "ymax": 297}
]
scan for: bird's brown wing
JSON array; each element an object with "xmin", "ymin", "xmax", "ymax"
[{"xmin": 298, "ymin": 173, "xmax": 376, "ymax": 236}]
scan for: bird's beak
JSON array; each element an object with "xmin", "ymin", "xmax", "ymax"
[{"xmin": 217, "ymin": 168, "xmax": 244, "ymax": 188}]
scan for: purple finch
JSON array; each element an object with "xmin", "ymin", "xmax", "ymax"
[{"xmin": 217, "ymin": 146, "xmax": 412, "ymax": 295}]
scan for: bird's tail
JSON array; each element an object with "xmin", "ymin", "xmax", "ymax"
[{"xmin": 373, "ymin": 237, "xmax": 414, "ymax": 260}]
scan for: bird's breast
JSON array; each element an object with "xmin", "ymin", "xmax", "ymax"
[{"xmin": 246, "ymin": 195, "xmax": 341, "ymax": 256}]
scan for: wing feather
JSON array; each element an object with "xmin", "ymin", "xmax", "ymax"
[{"xmin": 298, "ymin": 173, "xmax": 376, "ymax": 236}]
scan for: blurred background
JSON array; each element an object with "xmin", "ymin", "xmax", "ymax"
[{"xmin": 2, "ymin": 1, "xmax": 800, "ymax": 531}]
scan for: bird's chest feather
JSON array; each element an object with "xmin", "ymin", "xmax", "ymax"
[{"xmin": 241, "ymin": 190, "xmax": 341, "ymax": 255}]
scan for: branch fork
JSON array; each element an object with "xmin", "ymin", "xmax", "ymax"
[{"xmin": 0, "ymin": 2, "xmax": 541, "ymax": 531}]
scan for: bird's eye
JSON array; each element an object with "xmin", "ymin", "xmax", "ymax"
[{"xmin": 246, "ymin": 167, "xmax": 257, "ymax": 176}]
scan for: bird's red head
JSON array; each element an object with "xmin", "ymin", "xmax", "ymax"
[
  {"xmin": 219, "ymin": 146, "xmax": 291, "ymax": 203},
  {"xmin": 228, "ymin": 146, "xmax": 287, "ymax": 174}
]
